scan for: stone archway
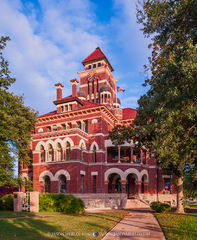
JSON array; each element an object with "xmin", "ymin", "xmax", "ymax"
[
  {"xmin": 108, "ymin": 173, "xmax": 122, "ymax": 193},
  {"xmin": 126, "ymin": 173, "xmax": 137, "ymax": 198}
]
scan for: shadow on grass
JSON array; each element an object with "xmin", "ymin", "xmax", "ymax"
[{"xmin": 0, "ymin": 215, "xmax": 69, "ymax": 240}]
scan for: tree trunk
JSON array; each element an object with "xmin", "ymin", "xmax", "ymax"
[{"xmin": 176, "ymin": 176, "xmax": 185, "ymax": 213}]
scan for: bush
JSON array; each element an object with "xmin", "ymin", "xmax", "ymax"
[
  {"xmin": 0, "ymin": 194, "xmax": 13, "ymax": 211},
  {"xmin": 39, "ymin": 193, "xmax": 85, "ymax": 213},
  {"xmin": 151, "ymin": 201, "xmax": 171, "ymax": 213}
]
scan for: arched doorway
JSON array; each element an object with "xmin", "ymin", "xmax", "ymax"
[
  {"xmin": 108, "ymin": 173, "xmax": 121, "ymax": 193},
  {"xmin": 126, "ymin": 174, "xmax": 137, "ymax": 198},
  {"xmin": 58, "ymin": 175, "xmax": 67, "ymax": 193},
  {"xmin": 141, "ymin": 175, "xmax": 148, "ymax": 194},
  {"xmin": 44, "ymin": 176, "xmax": 51, "ymax": 193}
]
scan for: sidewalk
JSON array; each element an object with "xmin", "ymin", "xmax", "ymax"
[{"xmin": 102, "ymin": 209, "xmax": 166, "ymax": 240}]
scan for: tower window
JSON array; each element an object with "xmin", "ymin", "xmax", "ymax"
[
  {"xmin": 93, "ymin": 64, "xmax": 96, "ymax": 68},
  {"xmin": 88, "ymin": 82, "xmax": 90, "ymax": 94},
  {"xmin": 84, "ymin": 120, "xmax": 88, "ymax": 133},
  {"xmin": 97, "ymin": 79, "xmax": 99, "ymax": 92},
  {"xmin": 92, "ymin": 80, "xmax": 94, "ymax": 94},
  {"xmin": 98, "ymin": 63, "xmax": 101, "ymax": 67},
  {"xmin": 88, "ymin": 65, "xmax": 91, "ymax": 69}
]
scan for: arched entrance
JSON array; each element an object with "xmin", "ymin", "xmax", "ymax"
[
  {"xmin": 58, "ymin": 175, "xmax": 67, "ymax": 193},
  {"xmin": 44, "ymin": 176, "xmax": 51, "ymax": 193},
  {"xmin": 126, "ymin": 174, "xmax": 137, "ymax": 198},
  {"xmin": 108, "ymin": 173, "xmax": 122, "ymax": 193}
]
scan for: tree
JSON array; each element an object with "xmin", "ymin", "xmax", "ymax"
[
  {"xmin": 0, "ymin": 36, "xmax": 37, "ymax": 186},
  {"xmin": 132, "ymin": 0, "xmax": 197, "ymax": 213}
]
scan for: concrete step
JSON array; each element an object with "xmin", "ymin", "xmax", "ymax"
[{"xmin": 124, "ymin": 198, "xmax": 150, "ymax": 209}]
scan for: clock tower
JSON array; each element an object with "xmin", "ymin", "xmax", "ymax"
[{"xmin": 78, "ymin": 47, "xmax": 117, "ymax": 105}]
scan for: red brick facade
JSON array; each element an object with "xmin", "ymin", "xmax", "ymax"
[{"xmin": 19, "ymin": 47, "xmax": 175, "ymax": 198}]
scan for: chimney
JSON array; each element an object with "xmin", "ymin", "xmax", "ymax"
[
  {"xmin": 70, "ymin": 79, "xmax": 79, "ymax": 97},
  {"xmin": 55, "ymin": 83, "xmax": 64, "ymax": 100}
]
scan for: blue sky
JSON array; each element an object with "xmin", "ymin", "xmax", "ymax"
[{"xmin": 0, "ymin": 0, "xmax": 151, "ymax": 115}]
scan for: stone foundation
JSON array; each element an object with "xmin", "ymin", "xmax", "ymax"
[
  {"xmin": 138, "ymin": 193, "xmax": 177, "ymax": 207},
  {"xmin": 70, "ymin": 193, "xmax": 127, "ymax": 209}
]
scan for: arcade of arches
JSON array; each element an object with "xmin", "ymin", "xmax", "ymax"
[{"xmin": 107, "ymin": 172, "xmax": 148, "ymax": 198}]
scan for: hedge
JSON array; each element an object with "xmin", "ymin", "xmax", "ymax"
[
  {"xmin": 151, "ymin": 201, "xmax": 171, "ymax": 213},
  {"xmin": 0, "ymin": 194, "xmax": 13, "ymax": 211},
  {"xmin": 39, "ymin": 193, "xmax": 85, "ymax": 213}
]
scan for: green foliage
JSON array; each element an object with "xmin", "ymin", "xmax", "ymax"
[
  {"xmin": 109, "ymin": 125, "xmax": 133, "ymax": 146},
  {"xmin": 151, "ymin": 201, "xmax": 171, "ymax": 213},
  {"xmin": 0, "ymin": 36, "xmax": 37, "ymax": 186},
  {"xmin": 0, "ymin": 194, "xmax": 13, "ymax": 211},
  {"xmin": 39, "ymin": 193, "xmax": 85, "ymax": 213}
]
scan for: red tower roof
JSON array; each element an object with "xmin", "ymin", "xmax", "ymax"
[{"xmin": 82, "ymin": 47, "xmax": 114, "ymax": 71}]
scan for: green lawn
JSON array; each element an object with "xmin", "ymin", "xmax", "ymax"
[
  {"xmin": 0, "ymin": 210, "xmax": 129, "ymax": 240},
  {"xmin": 155, "ymin": 213, "xmax": 197, "ymax": 240}
]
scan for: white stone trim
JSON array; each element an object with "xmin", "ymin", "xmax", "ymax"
[
  {"xmin": 139, "ymin": 169, "xmax": 149, "ymax": 182},
  {"xmin": 46, "ymin": 139, "xmax": 55, "ymax": 148},
  {"xmin": 39, "ymin": 171, "xmax": 54, "ymax": 182},
  {"xmin": 35, "ymin": 141, "xmax": 47, "ymax": 151},
  {"xmin": 91, "ymin": 171, "xmax": 98, "ymax": 176},
  {"xmin": 124, "ymin": 168, "xmax": 140, "ymax": 181},
  {"xmin": 90, "ymin": 141, "xmax": 99, "ymax": 151},
  {"xmin": 80, "ymin": 170, "xmax": 86, "ymax": 175},
  {"xmin": 62, "ymin": 137, "xmax": 74, "ymax": 147},
  {"xmin": 54, "ymin": 169, "xmax": 71, "ymax": 181},
  {"xmin": 104, "ymin": 168, "xmax": 124, "ymax": 181},
  {"xmin": 79, "ymin": 139, "xmax": 86, "ymax": 149}
]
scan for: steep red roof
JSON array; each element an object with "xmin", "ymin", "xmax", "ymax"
[
  {"xmin": 82, "ymin": 47, "xmax": 114, "ymax": 71},
  {"xmin": 79, "ymin": 100, "xmax": 100, "ymax": 109},
  {"xmin": 38, "ymin": 110, "xmax": 57, "ymax": 118},
  {"xmin": 122, "ymin": 108, "xmax": 137, "ymax": 120}
]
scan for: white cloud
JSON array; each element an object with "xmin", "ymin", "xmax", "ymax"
[{"xmin": 0, "ymin": 0, "xmax": 103, "ymax": 114}]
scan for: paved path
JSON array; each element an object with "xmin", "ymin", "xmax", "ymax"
[{"xmin": 102, "ymin": 209, "xmax": 166, "ymax": 240}]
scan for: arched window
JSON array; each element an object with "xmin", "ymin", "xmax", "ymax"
[
  {"xmin": 80, "ymin": 143, "xmax": 84, "ymax": 161},
  {"xmin": 65, "ymin": 142, "xmax": 71, "ymax": 161},
  {"xmin": 57, "ymin": 143, "xmax": 63, "ymax": 161},
  {"xmin": 59, "ymin": 175, "xmax": 67, "ymax": 193},
  {"xmin": 48, "ymin": 144, "xmax": 54, "ymax": 162},
  {"xmin": 93, "ymin": 145, "xmax": 97, "ymax": 162},
  {"xmin": 40, "ymin": 145, "xmax": 45, "ymax": 162},
  {"xmin": 44, "ymin": 176, "xmax": 51, "ymax": 193}
]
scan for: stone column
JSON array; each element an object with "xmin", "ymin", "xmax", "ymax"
[
  {"xmin": 144, "ymin": 182, "xmax": 148, "ymax": 193},
  {"xmin": 30, "ymin": 192, "xmax": 39, "ymax": 213},
  {"xmin": 130, "ymin": 147, "xmax": 133, "ymax": 163},
  {"xmin": 104, "ymin": 180, "xmax": 109, "ymax": 193},
  {"xmin": 121, "ymin": 180, "xmax": 127, "ymax": 194},
  {"xmin": 135, "ymin": 181, "xmax": 142, "ymax": 194},
  {"xmin": 105, "ymin": 147, "xmax": 108, "ymax": 163},
  {"xmin": 13, "ymin": 192, "xmax": 24, "ymax": 212},
  {"xmin": 118, "ymin": 146, "xmax": 121, "ymax": 163}
]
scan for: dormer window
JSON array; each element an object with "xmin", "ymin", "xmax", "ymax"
[
  {"xmin": 93, "ymin": 64, "xmax": 96, "ymax": 68},
  {"xmin": 88, "ymin": 65, "xmax": 91, "ymax": 69},
  {"xmin": 68, "ymin": 123, "xmax": 72, "ymax": 129},
  {"xmin": 65, "ymin": 105, "xmax": 68, "ymax": 112},
  {"xmin": 98, "ymin": 62, "xmax": 101, "ymax": 67},
  {"xmin": 61, "ymin": 124, "xmax": 66, "ymax": 130},
  {"xmin": 61, "ymin": 106, "xmax": 64, "ymax": 112},
  {"xmin": 69, "ymin": 104, "xmax": 72, "ymax": 111}
]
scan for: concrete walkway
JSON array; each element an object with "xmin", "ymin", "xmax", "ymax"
[{"xmin": 102, "ymin": 209, "xmax": 166, "ymax": 240}]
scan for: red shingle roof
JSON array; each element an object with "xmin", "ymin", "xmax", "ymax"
[
  {"xmin": 122, "ymin": 108, "xmax": 137, "ymax": 120},
  {"xmin": 82, "ymin": 47, "xmax": 114, "ymax": 71},
  {"xmin": 79, "ymin": 101, "xmax": 100, "ymax": 109},
  {"xmin": 38, "ymin": 110, "xmax": 57, "ymax": 118}
]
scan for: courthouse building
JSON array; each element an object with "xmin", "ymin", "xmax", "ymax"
[{"xmin": 20, "ymin": 47, "xmax": 176, "ymax": 205}]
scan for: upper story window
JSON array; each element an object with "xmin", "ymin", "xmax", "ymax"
[
  {"xmin": 61, "ymin": 106, "xmax": 64, "ymax": 112},
  {"xmin": 98, "ymin": 62, "xmax": 101, "ymax": 67},
  {"xmin": 65, "ymin": 142, "xmax": 71, "ymax": 161},
  {"xmin": 57, "ymin": 143, "xmax": 63, "ymax": 161},
  {"xmin": 88, "ymin": 82, "xmax": 90, "ymax": 94},
  {"xmin": 77, "ymin": 121, "xmax": 82, "ymax": 129},
  {"xmin": 68, "ymin": 123, "xmax": 72, "ymax": 129},
  {"xmin": 40, "ymin": 145, "xmax": 45, "ymax": 162},
  {"xmin": 93, "ymin": 64, "xmax": 96, "ymax": 68},
  {"xmin": 88, "ymin": 65, "xmax": 91, "ymax": 69},
  {"xmin": 97, "ymin": 79, "xmax": 99, "ymax": 92},
  {"xmin": 96, "ymin": 98, "xmax": 99, "ymax": 104},
  {"xmin": 69, "ymin": 104, "xmax": 72, "ymax": 111},
  {"xmin": 61, "ymin": 124, "xmax": 66, "ymax": 130},
  {"xmin": 93, "ymin": 145, "xmax": 97, "ymax": 163},
  {"xmin": 47, "ymin": 126, "xmax": 52, "ymax": 132},
  {"xmin": 92, "ymin": 80, "xmax": 94, "ymax": 94},
  {"xmin": 48, "ymin": 144, "xmax": 54, "ymax": 162},
  {"xmin": 53, "ymin": 125, "xmax": 57, "ymax": 131},
  {"xmin": 65, "ymin": 105, "xmax": 68, "ymax": 112},
  {"xmin": 84, "ymin": 120, "xmax": 88, "ymax": 133}
]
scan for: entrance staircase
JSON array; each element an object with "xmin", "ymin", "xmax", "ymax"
[{"xmin": 124, "ymin": 197, "xmax": 151, "ymax": 210}]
